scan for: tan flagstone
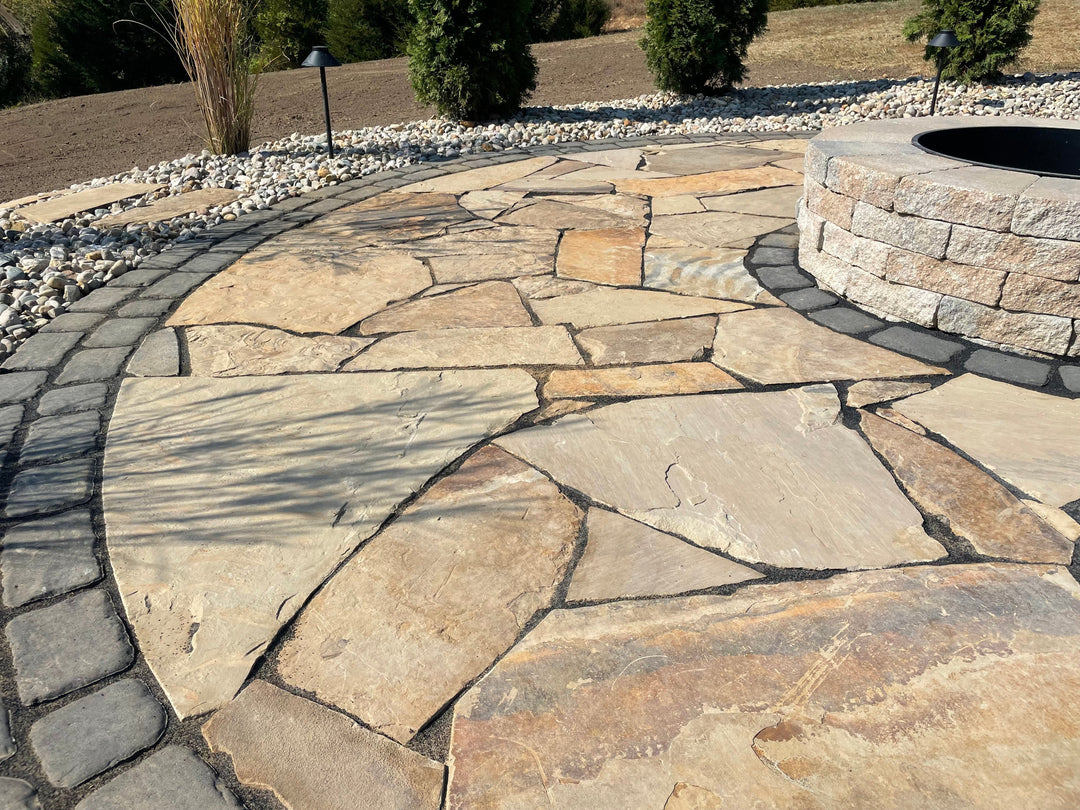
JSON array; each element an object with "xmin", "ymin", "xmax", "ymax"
[
  {"xmin": 575, "ymin": 316, "xmax": 716, "ymax": 365},
  {"xmin": 446, "ymin": 563, "xmax": 1080, "ymax": 810},
  {"xmin": 649, "ymin": 211, "xmax": 790, "ymax": 249},
  {"xmin": 531, "ymin": 288, "xmax": 751, "ymax": 329},
  {"xmin": 664, "ymin": 783, "xmax": 726, "ymax": 810},
  {"xmin": 543, "ymin": 363, "xmax": 742, "ymax": 399},
  {"xmin": 203, "ymin": 681, "xmax": 444, "ymax": 809},
  {"xmin": 186, "ymin": 325, "xmax": 372, "ymax": 377},
  {"xmin": 651, "ymin": 196, "xmax": 705, "ymax": 215},
  {"xmin": 414, "ymin": 226, "xmax": 560, "ymax": 282},
  {"xmin": 874, "ymin": 406, "xmax": 927, "ymax": 435},
  {"xmin": 343, "ymin": 325, "xmax": 583, "ymax": 370},
  {"xmin": 458, "ymin": 189, "xmax": 526, "ymax": 219},
  {"xmin": 552, "ymin": 166, "xmax": 671, "ymax": 182},
  {"xmin": 98, "ymin": 188, "xmax": 240, "ymax": 227},
  {"xmin": 556, "ymin": 227, "xmax": 645, "ymax": 285},
  {"xmin": 644, "ymin": 246, "xmax": 780, "ymax": 304},
  {"xmin": 17, "ymin": 183, "xmax": 163, "ymax": 223},
  {"xmin": 555, "ymin": 193, "xmax": 650, "ymax": 225},
  {"xmin": 712, "ymin": 309, "xmax": 948, "ymax": 385},
  {"xmin": 359, "ymin": 281, "xmax": 532, "ymax": 334},
  {"xmin": 860, "ymin": 410, "xmax": 1072, "ymax": 564},
  {"xmin": 772, "ymin": 156, "xmax": 806, "ymax": 174},
  {"xmin": 1022, "ymin": 500, "xmax": 1080, "ymax": 542},
  {"xmin": 496, "ymin": 172, "xmax": 614, "ymax": 195},
  {"xmin": 277, "ymin": 446, "xmax": 582, "ymax": 743},
  {"xmin": 496, "ymin": 386, "xmax": 944, "ymax": 570},
  {"xmin": 568, "ymin": 148, "xmax": 645, "ymax": 170},
  {"xmin": 745, "ymin": 139, "xmax": 809, "ymax": 153},
  {"xmin": 894, "ymin": 374, "xmax": 1080, "ymax": 507},
  {"xmin": 167, "ymin": 248, "xmax": 431, "ymax": 334},
  {"xmin": 512, "ymin": 275, "xmax": 597, "ymax": 300},
  {"xmin": 643, "ymin": 144, "xmax": 777, "ymax": 175},
  {"xmin": 420, "ymin": 282, "xmax": 471, "ymax": 296},
  {"xmin": 845, "ymin": 379, "xmax": 934, "ymax": 408},
  {"xmin": 646, "ymin": 234, "xmax": 694, "ymax": 248},
  {"xmin": 498, "ymin": 197, "xmax": 646, "ymax": 230},
  {"xmin": 701, "ymin": 185, "xmax": 803, "ymax": 218},
  {"xmin": 397, "ymin": 156, "xmax": 557, "ymax": 193},
  {"xmin": 1, "ymin": 191, "xmax": 49, "ymax": 208},
  {"xmin": 537, "ymin": 399, "xmax": 595, "ymax": 421},
  {"xmin": 307, "ymin": 191, "xmax": 471, "ymax": 243},
  {"xmin": 567, "ymin": 509, "xmax": 762, "ymax": 601},
  {"xmin": 615, "ymin": 165, "xmax": 803, "ymax": 199},
  {"xmin": 103, "ymin": 369, "xmax": 537, "ymax": 718}
]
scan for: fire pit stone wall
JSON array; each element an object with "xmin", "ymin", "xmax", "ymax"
[{"xmin": 798, "ymin": 117, "xmax": 1080, "ymax": 358}]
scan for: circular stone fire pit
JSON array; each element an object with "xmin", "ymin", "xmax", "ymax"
[{"xmin": 798, "ymin": 117, "xmax": 1080, "ymax": 358}]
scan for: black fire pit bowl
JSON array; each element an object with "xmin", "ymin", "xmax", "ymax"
[{"xmin": 914, "ymin": 125, "xmax": 1080, "ymax": 180}]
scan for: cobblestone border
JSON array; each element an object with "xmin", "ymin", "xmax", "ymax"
[{"xmin": 1, "ymin": 130, "xmax": 1076, "ymax": 809}]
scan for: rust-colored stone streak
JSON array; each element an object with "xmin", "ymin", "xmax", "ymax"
[{"xmin": 447, "ymin": 564, "xmax": 1080, "ymax": 809}]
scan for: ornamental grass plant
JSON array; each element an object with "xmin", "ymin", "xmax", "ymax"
[{"xmin": 169, "ymin": 0, "xmax": 257, "ymax": 154}]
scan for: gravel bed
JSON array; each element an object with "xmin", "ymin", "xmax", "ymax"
[{"xmin": 0, "ymin": 72, "xmax": 1078, "ymax": 360}]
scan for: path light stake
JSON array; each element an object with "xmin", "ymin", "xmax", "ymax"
[
  {"xmin": 302, "ymin": 46, "xmax": 342, "ymax": 158},
  {"xmin": 928, "ymin": 30, "xmax": 960, "ymax": 116}
]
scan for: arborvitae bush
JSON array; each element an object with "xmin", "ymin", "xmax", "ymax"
[
  {"xmin": 325, "ymin": 0, "xmax": 413, "ymax": 62},
  {"xmin": 407, "ymin": 0, "xmax": 537, "ymax": 120},
  {"xmin": 642, "ymin": 0, "xmax": 768, "ymax": 94},
  {"xmin": 0, "ymin": 5, "xmax": 31, "ymax": 106},
  {"xmin": 30, "ymin": 0, "xmax": 184, "ymax": 98},
  {"xmin": 254, "ymin": 0, "xmax": 327, "ymax": 68},
  {"xmin": 903, "ymin": 0, "xmax": 1040, "ymax": 83},
  {"xmin": 532, "ymin": 0, "xmax": 611, "ymax": 41}
]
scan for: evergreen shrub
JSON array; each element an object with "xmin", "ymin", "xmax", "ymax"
[
  {"xmin": 325, "ymin": 0, "xmax": 413, "ymax": 62},
  {"xmin": 407, "ymin": 0, "xmax": 537, "ymax": 120},
  {"xmin": 0, "ymin": 5, "xmax": 31, "ymax": 105},
  {"xmin": 903, "ymin": 0, "xmax": 1040, "ymax": 83},
  {"xmin": 532, "ymin": 0, "xmax": 611, "ymax": 41},
  {"xmin": 641, "ymin": 0, "xmax": 768, "ymax": 94},
  {"xmin": 254, "ymin": 0, "xmax": 327, "ymax": 68}
]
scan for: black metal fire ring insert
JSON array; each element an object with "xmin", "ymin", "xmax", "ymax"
[{"xmin": 913, "ymin": 125, "xmax": 1080, "ymax": 180}]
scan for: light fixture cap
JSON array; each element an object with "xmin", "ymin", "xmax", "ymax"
[
  {"xmin": 302, "ymin": 46, "xmax": 341, "ymax": 68},
  {"xmin": 929, "ymin": 29, "xmax": 960, "ymax": 48}
]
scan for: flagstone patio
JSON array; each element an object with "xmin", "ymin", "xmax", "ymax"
[{"xmin": 2, "ymin": 135, "xmax": 1080, "ymax": 809}]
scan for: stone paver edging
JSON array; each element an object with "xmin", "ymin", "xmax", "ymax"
[{"xmin": 0, "ymin": 134, "xmax": 1078, "ymax": 809}]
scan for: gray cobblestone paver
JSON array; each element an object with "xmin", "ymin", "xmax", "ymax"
[
  {"xmin": 83, "ymin": 318, "xmax": 156, "ymax": 349},
  {"xmin": 779, "ymin": 288, "xmax": 838, "ymax": 310},
  {"xmin": 760, "ymin": 231, "xmax": 800, "ymax": 249},
  {"xmin": 55, "ymin": 347, "xmax": 132, "ymax": 385},
  {"xmin": 140, "ymin": 272, "xmax": 212, "ymax": 299},
  {"xmin": 116, "ymin": 299, "xmax": 172, "ymax": 318},
  {"xmin": 0, "ymin": 405, "xmax": 23, "ymax": 465},
  {"xmin": 6, "ymin": 457, "xmax": 94, "ymax": 518},
  {"xmin": 1061, "ymin": 366, "xmax": 1080, "ymax": 393},
  {"xmin": 0, "ymin": 778, "xmax": 37, "ymax": 810},
  {"xmin": 1, "ymin": 509, "xmax": 100, "ymax": 607},
  {"xmin": 0, "ymin": 371, "xmax": 48, "ymax": 404},
  {"xmin": 38, "ymin": 313, "xmax": 105, "ymax": 333},
  {"xmin": 965, "ymin": 349, "xmax": 1052, "ymax": 387},
  {"xmin": 0, "ymin": 699, "xmax": 13, "ymax": 761},
  {"xmin": 38, "ymin": 383, "xmax": 109, "ymax": 416},
  {"xmin": 30, "ymin": 680, "xmax": 166, "ymax": 788},
  {"xmin": 752, "ymin": 246, "xmax": 798, "ymax": 266},
  {"xmin": 75, "ymin": 746, "xmax": 242, "ymax": 810},
  {"xmin": 125, "ymin": 330, "xmax": 179, "ymax": 378},
  {"xmin": 108, "ymin": 266, "xmax": 172, "ymax": 288},
  {"xmin": 67, "ymin": 287, "xmax": 134, "ymax": 312},
  {"xmin": 756, "ymin": 265, "xmax": 812, "ymax": 290},
  {"xmin": 175, "ymin": 252, "xmax": 243, "ymax": 275},
  {"xmin": 1, "ymin": 332, "xmax": 82, "ymax": 371},
  {"xmin": 6, "ymin": 589, "xmax": 133, "ymax": 704},
  {"xmin": 809, "ymin": 306, "xmax": 886, "ymax": 334},
  {"xmin": 870, "ymin": 326, "xmax": 966, "ymax": 364},
  {"xmin": 20, "ymin": 411, "xmax": 101, "ymax": 464}
]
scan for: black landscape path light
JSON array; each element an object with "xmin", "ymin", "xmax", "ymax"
[
  {"xmin": 928, "ymin": 29, "xmax": 960, "ymax": 116},
  {"xmin": 302, "ymin": 46, "xmax": 342, "ymax": 158}
]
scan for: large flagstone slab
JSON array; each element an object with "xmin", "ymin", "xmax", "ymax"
[
  {"xmin": 203, "ymin": 681, "xmax": 445, "ymax": 810},
  {"xmin": 413, "ymin": 226, "xmax": 560, "ymax": 282},
  {"xmin": 17, "ymin": 183, "xmax": 163, "ymax": 223},
  {"xmin": 615, "ymin": 166, "xmax": 803, "ymax": 198},
  {"xmin": 496, "ymin": 386, "xmax": 944, "ymax": 569},
  {"xmin": 712, "ymin": 308, "xmax": 948, "ymax": 384},
  {"xmin": 458, "ymin": 190, "xmax": 527, "ymax": 219},
  {"xmin": 860, "ymin": 411, "xmax": 1073, "ymax": 563},
  {"xmin": 575, "ymin": 316, "xmax": 716, "ymax": 365},
  {"xmin": 98, "ymin": 188, "xmax": 240, "ymax": 227},
  {"xmin": 447, "ymin": 563, "xmax": 1080, "ymax": 810},
  {"xmin": 278, "ymin": 446, "xmax": 582, "ymax": 743},
  {"xmin": 643, "ymin": 144, "xmax": 778, "ymax": 175},
  {"xmin": 555, "ymin": 193, "xmax": 650, "ymax": 225},
  {"xmin": 893, "ymin": 374, "xmax": 1080, "ymax": 507},
  {"xmin": 644, "ymin": 246, "xmax": 780, "ymax": 304},
  {"xmin": 556, "ymin": 227, "xmax": 645, "ymax": 285},
  {"xmin": 307, "ymin": 192, "xmax": 471, "ymax": 243},
  {"xmin": 167, "ymin": 248, "xmax": 430, "ymax": 334},
  {"xmin": 531, "ymin": 288, "xmax": 751, "ymax": 329},
  {"xmin": 567, "ymin": 509, "xmax": 762, "ymax": 601},
  {"xmin": 845, "ymin": 379, "xmax": 933, "ymax": 408},
  {"xmin": 397, "ymin": 156, "xmax": 557, "ymax": 193},
  {"xmin": 102, "ymin": 370, "xmax": 537, "ymax": 719},
  {"xmin": 498, "ymin": 197, "xmax": 645, "ymax": 230},
  {"xmin": 701, "ymin": 184, "xmax": 803, "ymax": 218},
  {"xmin": 344, "ymin": 325, "xmax": 582, "ymax": 370},
  {"xmin": 543, "ymin": 363, "xmax": 742, "ymax": 399},
  {"xmin": 185, "ymin": 325, "xmax": 371, "ymax": 377},
  {"xmin": 649, "ymin": 211, "xmax": 789, "ymax": 249},
  {"xmin": 358, "ymin": 281, "xmax": 532, "ymax": 334}
]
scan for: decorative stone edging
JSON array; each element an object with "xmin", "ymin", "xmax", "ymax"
[{"xmin": 797, "ymin": 117, "xmax": 1080, "ymax": 358}]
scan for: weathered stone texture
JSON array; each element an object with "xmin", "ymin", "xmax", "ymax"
[
  {"xmin": 894, "ymin": 166, "xmax": 1036, "ymax": 231},
  {"xmin": 1000, "ymin": 273, "xmax": 1080, "ymax": 319},
  {"xmin": 186, "ymin": 325, "xmax": 372, "ymax": 376},
  {"xmin": 556, "ymin": 227, "xmax": 645, "ymax": 286},
  {"xmin": 531, "ymin": 288, "xmax": 750, "ymax": 329},
  {"xmin": 359, "ymin": 281, "xmax": 532, "ymax": 334},
  {"xmin": 343, "ymin": 325, "xmax": 583, "ymax": 369},
  {"xmin": 946, "ymin": 224, "xmax": 1080, "ymax": 282},
  {"xmin": 1011, "ymin": 175, "xmax": 1080, "ymax": 240},
  {"xmin": 851, "ymin": 201, "xmax": 950, "ymax": 259},
  {"xmin": 543, "ymin": 363, "xmax": 741, "ymax": 399},
  {"xmin": 884, "ymin": 249, "xmax": 1004, "ymax": 306},
  {"xmin": 804, "ymin": 180, "xmax": 856, "ymax": 229},
  {"xmin": 575, "ymin": 317, "xmax": 716, "ymax": 366},
  {"xmin": 936, "ymin": 295, "xmax": 1073, "ymax": 356}
]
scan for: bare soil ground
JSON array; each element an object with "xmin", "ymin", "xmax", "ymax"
[{"xmin": 1, "ymin": 0, "xmax": 1076, "ymax": 200}]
